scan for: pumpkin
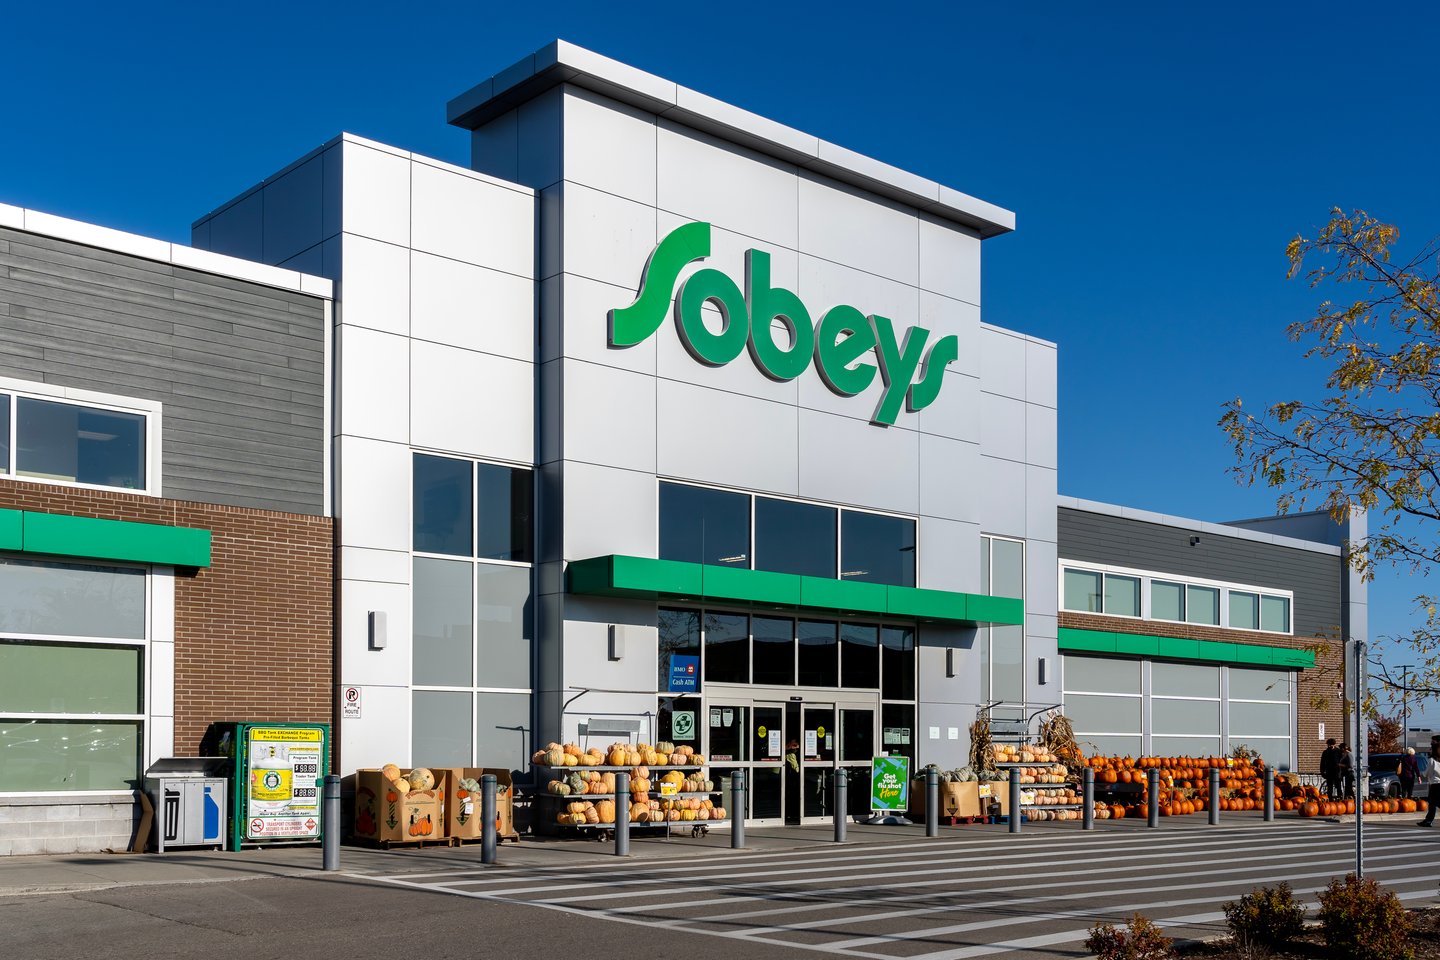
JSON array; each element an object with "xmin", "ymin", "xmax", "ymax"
[
  {"xmin": 692, "ymin": 754, "xmax": 706, "ymax": 765},
  {"xmin": 632, "ymin": 765, "xmax": 650, "ymax": 780},
  {"xmin": 567, "ymin": 800, "xmax": 588, "ymax": 814},
  {"xmin": 381, "ymin": 763, "xmax": 402, "ymax": 782},
  {"xmin": 670, "ymin": 753, "xmax": 687, "ymax": 766},
  {"xmin": 655, "ymin": 741, "xmax": 675, "ymax": 754},
  {"xmin": 564, "ymin": 743, "xmax": 583, "ymax": 757},
  {"xmin": 596, "ymin": 799, "xmax": 616, "ymax": 823},
  {"xmin": 584, "ymin": 806, "xmax": 601, "ymax": 824},
  {"xmin": 394, "ymin": 779, "xmax": 410, "ymax": 796},
  {"xmin": 608, "ymin": 746, "xmax": 628, "ymax": 766},
  {"xmin": 545, "ymin": 747, "xmax": 567, "ymax": 767},
  {"xmin": 562, "ymin": 754, "xmax": 579, "ymax": 767},
  {"xmin": 407, "ymin": 768, "xmax": 435, "ymax": 791},
  {"xmin": 627, "ymin": 750, "xmax": 642, "ymax": 766}
]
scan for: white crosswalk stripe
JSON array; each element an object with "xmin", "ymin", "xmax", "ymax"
[{"xmin": 356, "ymin": 822, "xmax": 1440, "ymax": 958}]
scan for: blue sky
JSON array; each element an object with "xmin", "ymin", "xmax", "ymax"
[{"xmin": 6, "ymin": 2, "xmax": 1439, "ymax": 720}]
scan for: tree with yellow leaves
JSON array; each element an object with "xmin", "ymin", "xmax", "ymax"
[{"xmin": 1220, "ymin": 208, "xmax": 1440, "ymax": 699}]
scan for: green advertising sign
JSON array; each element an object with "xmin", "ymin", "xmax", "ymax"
[
  {"xmin": 609, "ymin": 222, "xmax": 958, "ymax": 426},
  {"xmin": 870, "ymin": 755, "xmax": 910, "ymax": 812}
]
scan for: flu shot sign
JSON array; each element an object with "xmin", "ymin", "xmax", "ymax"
[{"xmin": 870, "ymin": 755, "xmax": 910, "ymax": 812}]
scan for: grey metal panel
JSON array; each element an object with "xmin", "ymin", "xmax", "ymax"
[
  {"xmin": 1058, "ymin": 508, "xmax": 1342, "ymax": 639},
  {"xmin": 0, "ymin": 227, "xmax": 326, "ymax": 515}
]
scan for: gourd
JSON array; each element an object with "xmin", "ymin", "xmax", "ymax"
[
  {"xmin": 381, "ymin": 764, "xmax": 402, "ymax": 782},
  {"xmin": 631, "ymin": 765, "xmax": 649, "ymax": 780},
  {"xmin": 669, "ymin": 753, "xmax": 687, "ymax": 766},
  {"xmin": 596, "ymin": 799, "xmax": 616, "ymax": 823},
  {"xmin": 408, "ymin": 768, "xmax": 435, "ymax": 791},
  {"xmin": 642, "ymin": 748, "xmax": 660, "ymax": 766},
  {"xmin": 562, "ymin": 754, "xmax": 579, "ymax": 767},
  {"xmin": 627, "ymin": 750, "xmax": 642, "ymax": 766},
  {"xmin": 564, "ymin": 744, "xmax": 583, "ymax": 758},
  {"xmin": 567, "ymin": 800, "xmax": 588, "ymax": 815},
  {"xmin": 394, "ymin": 779, "xmax": 410, "ymax": 796},
  {"xmin": 608, "ymin": 746, "xmax": 628, "ymax": 766},
  {"xmin": 546, "ymin": 747, "xmax": 567, "ymax": 767},
  {"xmin": 584, "ymin": 806, "xmax": 601, "ymax": 824},
  {"xmin": 655, "ymin": 741, "xmax": 675, "ymax": 755}
]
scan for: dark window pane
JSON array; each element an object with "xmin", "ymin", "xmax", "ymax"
[
  {"xmin": 881, "ymin": 703, "xmax": 916, "ymax": 773},
  {"xmin": 752, "ymin": 616, "xmax": 795, "ymax": 686},
  {"xmin": 841, "ymin": 708, "xmax": 874, "ymax": 762},
  {"xmin": 708, "ymin": 704, "xmax": 747, "ymax": 762},
  {"xmin": 754, "ymin": 497, "xmax": 836, "ymax": 578},
  {"xmin": 658, "ymin": 608, "xmax": 701, "ymax": 693},
  {"xmin": 840, "ymin": 511, "xmax": 916, "ymax": 587},
  {"xmin": 797, "ymin": 619, "xmax": 838, "ymax": 687},
  {"xmin": 414, "ymin": 454, "xmax": 472, "ymax": 555},
  {"xmin": 659, "ymin": 482, "xmax": 750, "ymax": 567},
  {"xmin": 657, "ymin": 695, "xmax": 703, "ymax": 745},
  {"xmin": 477, "ymin": 463, "xmax": 532, "ymax": 562},
  {"xmin": 881, "ymin": 626, "xmax": 916, "ymax": 700},
  {"xmin": 0, "ymin": 394, "xmax": 9, "ymax": 473},
  {"xmin": 704, "ymin": 612, "xmax": 749, "ymax": 684},
  {"xmin": 840, "ymin": 623, "xmax": 879, "ymax": 689},
  {"xmin": 17, "ymin": 398, "xmax": 145, "ymax": 490}
]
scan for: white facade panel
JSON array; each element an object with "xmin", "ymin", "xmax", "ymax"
[
  {"xmin": 918, "ymin": 369, "xmax": 982, "ymax": 444},
  {"xmin": 562, "ymin": 86, "xmax": 656, "ymax": 203},
  {"xmin": 562, "ymin": 360, "xmax": 656, "ymax": 474},
  {"xmin": 979, "ymin": 455, "xmax": 1027, "ymax": 539},
  {"xmin": 339, "ymin": 235, "xmax": 410, "ymax": 336},
  {"xmin": 918, "ymin": 214, "xmax": 981, "ymax": 306},
  {"xmin": 797, "ymin": 173, "xmax": 919, "ymax": 286},
  {"xmin": 919, "ymin": 433, "xmax": 979, "ymax": 523},
  {"xmin": 410, "ymin": 341, "xmax": 534, "ymax": 463},
  {"xmin": 411, "ymin": 162, "xmax": 534, "ymax": 277},
  {"xmin": 918, "ymin": 516, "xmax": 980, "ymax": 593},
  {"xmin": 561, "ymin": 460, "xmax": 657, "ymax": 561},
  {"xmin": 337, "ymin": 325, "xmax": 410, "ymax": 442},
  {"xmin": 335, "ymin": 435, "xmax": 412, "ymax": 552},
  {"xmin": 543, "ymin": 273, "xmax": 656, "ymax": 374},
  {"xmin": 339, "ymin": 578, "xmax": 413, "ymax": 688},
  {"xmin": 340, "ymin": 545, "xmax": 411, "ymax": 585},
  {"xmin": 796, "ymin": 407, "xmax": 919, "ymax": 515},
  {"xmin": 656, "ymin": 380, "xmax": 798, "ymax": 496},
  {"xmin": 919, "ymin": 292, "xmax": 982, "ymax": 379},
  {"xmin": 341, "ymin": 141, "xmax": 412, "ymax": 246},
  {"xmin": 561, "ymin": 182, "xmax": 657, "ymax": 288},
  {"xmin": 979, "ymin": 325, "xmax": 1027, "ymax": 402},
  {"xmin": 411, "ymin": 251, "xmax": 534, "ymax": 362},
  {"xmin": 656, "ymin": 119, "xmax": 800, "ymax": 249},
  {"xmin": 1026, "ymin": 403, "xmax": 1059, "ymax": 470}
]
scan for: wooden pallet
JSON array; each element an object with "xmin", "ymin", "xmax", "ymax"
[
  {"xmin": 351, "ymin": 836, "xmax": 453, "ymax": 850},
  {"xmin": 446, "ymin": 833, "xmax": 522, "ymax": 846}
]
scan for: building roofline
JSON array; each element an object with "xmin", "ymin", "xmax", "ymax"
[
  {"xmin": 446, "ymin": 40, "xmax": 1016, "ymax": 239},
  {"xmin": 1058, "ymin": 496, "xmax": 1343, "ymax": 557},
  {"xmin": 0, "ymin": 201, "xmax": 332, "ymax": 299}
]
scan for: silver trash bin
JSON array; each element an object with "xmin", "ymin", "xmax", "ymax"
[{"xmin": 144, "ymin": 758, "xmax": 229, "ymax": 853}]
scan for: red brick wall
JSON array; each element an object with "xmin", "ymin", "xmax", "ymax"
[
  {"xmin": 1059, "ymin": 611, "xmax": 1345, "ymax": 774},
  {"xmin": 0, "ymin": 480, "xmax": 334, "ymax": 754}
]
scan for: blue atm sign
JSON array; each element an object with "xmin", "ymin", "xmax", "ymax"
[{"xmin": 669, "ymin": 655, "xmax": 699, "ymax": 693}]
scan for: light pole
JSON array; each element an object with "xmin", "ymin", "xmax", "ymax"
[{"xmin": 1397, "ymin": 664, "xmax": 1415, "ymax": 751}]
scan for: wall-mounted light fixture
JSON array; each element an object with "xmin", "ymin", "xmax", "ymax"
[
  {"xmin": 1038, "ymin": 657, "xmax": 1048, "ymax": 685},
  {"xmin": 946, "ymin": 648, "xmax": 956, "ymax": 678},
  {"xmin": 368, "ymin": 611, "xmax": 387, "ymax": 650},
  {"xmin": 608, "ymin": 624, "xmax": 624, "ymax": 661},
  {"xmin": 1189, "ymin": 536, "xmax": 1201, "ymax": 547}
]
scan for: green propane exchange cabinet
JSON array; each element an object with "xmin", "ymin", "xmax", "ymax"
[{"xmin": 205, "ymin": 721, "xmax": 330, "ymax": 851}]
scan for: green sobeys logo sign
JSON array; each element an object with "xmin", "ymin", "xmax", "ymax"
[{"xmin": 608, "ymin": 221, "xmax": 957, "ymax": 426}]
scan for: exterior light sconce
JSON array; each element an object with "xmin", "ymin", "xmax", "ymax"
[
  {"xmin": 1038, "ymin": 657, "xmax": 1048, "ymax": 685},
  {"xmin": 945, "ymin": 648, "xmax": 956, "ymax": 678},
  {"xmin": 608, "ymin": 624, "xmax": 624, "ymax": 661},
  {"xmin": 368, "ymin": 611, "xmax": 387, "ymax": 650},
  {"xmin": 1189, "ymin": 536, "xmax": 1201, "ymax": 547}
]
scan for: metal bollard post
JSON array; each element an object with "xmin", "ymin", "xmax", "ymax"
[
  {"xmin": 615, "ymin": 772, "xmax": 630, "ymax": 857},
  {"xmin": 925, "ymin": 767, "xmax": 939, "ymax": 837},
  {"xmin": 1082, "ymin": 768, "xmax": 1094, "ymax": 830},
  {"xmin": 481, "ymin": 774, "xmax": 498, "ymax": 864},
  {"xmin": 1008, "ymin": 774, "xmax": 1021, "ymax": 834},
  {"xmin": 1208, "ymin": 768, "xmax": 1220, "ymax": 826},
  {"xmin": 1147, "ymin": 769, "xmax": 1159, "ymax": 828},
  {"xmin": 1263, "ymin": 767, "xmax": 1275, "ymax": 822},
  {"xmin": 730, "ymin": 770, "xmax": 745, "ymax": 849},
  {"xmin": 322, "ymin": 774, "xmax": 340, "ymax": 871},
  {"xmin": 833, "ymin": 769, "xmax": 848, "ymax": 842}
]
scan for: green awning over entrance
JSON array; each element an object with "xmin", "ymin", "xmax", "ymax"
[
  {"xmin": 0, "ymin": 508, "xmax": 211, "ymax": 567},
  {"xmin": 567, "ymin": 554, "xmax": 1022, "ymax": 626},
  {"xmin": 1058, "ymin": 626, "xmax": 1315, "ymax": 669}
]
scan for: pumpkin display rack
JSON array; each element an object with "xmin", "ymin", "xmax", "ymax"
[
  {"xmin": 533, "ymin": 741, "xmax": 728, "ymax": 840},
  {"xmin": 993, "ymin": 761, "xmax": 1084, "ymax": 822}
]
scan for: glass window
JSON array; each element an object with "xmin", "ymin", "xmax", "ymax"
[
  {"xmin": 1152, "ymin": 662, "xmax": 1220, "ymax": 698},
  {"xmin": 0, "ymin": 719, "xmax": 141, "ymax": 791},
  {"xmin": 840, "ymin": 708, "xmax": 874, "ymax": 762},
  {"xmin": 657, "ymin": 695, "xmax": 702, "ymax": 745},
  {"xmin": 16, "ymin": 398, "xmax": 145, "ymax": 490},
  {"xmin": 1152, "ymin": 580, "xmax": 1185, "ymax": 622},
  {"xmin": 474, "ymin": 692, "xmax": 530, "ymax": 772},
  {"xmin": 658, "ymin": 608, "xmax": 702, "ymax": 693},
  {"xmin": 1075, "ymin": 733, "xmax": 1142, "ymax": 757},
  {"xmin": 0, "ymin": 558, "xmax": 145, "ymax": 640},
  {"xmin": 880, "ymin": 703, "xmax": 915, "ymax": 768},
  {"xmin": 1151, "ymin": 735, "xmax": 1221, "ymax": 757},
  {"xmin": 1232, "ymin": 738, "xmax": 1290, "ymax": 771},
  {"xmin": 797, "ymin": 619, "xmax": 838, "ymax": 687},
  {"xmin": 0, "ymin": 394, "xmax": 8, "ymax": 473},
  {"xmin": 880, "ymin": 626, "xmax": 915, "ymax": 700},
  {"xmin": 1152, "ymin": 698, "xmax": 1220, "ymax": 736},
  {"xmin": 1063, "ymin": 569, "xmax": 1102, "ymax": 612},
  {"xmin": 708, "ymin": 704, "xmax": 747, "ymax": 762},
  {"xmin": 413, "ymin": 455, "xmax": 473, "ymax": 556},
  {"xmin": 840, "ymin": 624, "xmax": 879, "ymax": 689},
  {"xmin": 475, "ymin": 564, "xmax": 532, "ymax": 689},
  {"xmin": 1105, "ymin": 574, "xmax": 1140, "ymax": 617},
  {"xmin": 1229, "ymin": 591, "xmax": 1259, "ymax": 630},
  {"xmin": 1186, "ymin": 585, "xmax": 1220, "ymax": 625},
  {"xmin": 1261, "ymin": 595, "xmax": 1291, "ymax": 633},
  {"xmin": 991, "ymin": 624, "xmax": 1024, "ymax": 702},
  {"xmin": 754, "ymin": 497, "xmax": 836, "ymax": 578},
  {"xmin": 0, "ymin": 641, "xmax": 141, "ymax": 714},
  {"xmin": 1065, "ymin": 693, "xmax": 1141, "ymax": 733},
  {"xmin": 412, "ymin": 558, "xmax": 472, "ymax": 686},
  {"xmin": 980, "ymin": 537, "xmax": 991, "ymax": 594},
  {"xmin": 412, "ymin": 691, "xmax": 471, "ymax": 767},
  {"xmin": 1229, "ymin": 668, "xmax": 1290, "ymax": 701},
  {"xmin": 703, "ymin": 613, "xmax": 749, "ymax": 684},
  {"xmin": 840, "ymin": 511, "xmax": 915, "ymax": 587},
  {"xmin": 476, "ymin": 463, "xmax": 532, "ymax": 562},
  {"xmin": 659, "ymin": 482, "xmax": 751, "ymax": 567},
  {"xmin": 989, "ymin": 539, "xmax": 1024, "ymax": 599},
  {"xmin": 1063, "ymin": 655, "xmax": 1140, "ymax": 695},
  {"xmin": 752, "ymin": 616, "xmax": 795, "ymax": 686},
  {"xmin": 1229, "ymin": 701, "xmax": 1290, "ymax": 737}
]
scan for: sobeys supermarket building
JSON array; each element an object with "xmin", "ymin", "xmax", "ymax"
[{"xmin": 0, "ymin": 41, "xmax": 1359, "ymax": 847}]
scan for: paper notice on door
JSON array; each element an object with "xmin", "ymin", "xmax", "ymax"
[
  {"xmin": 722, "ymin": 708, "xmax": 734, "ymax": 727},
  {"xmin": 805, "ymin": 730, "xmax": 818, "ymax": 756},
  {"xmin": 768, "ymin": 730, "xmax": 782, "ymax": 757}
]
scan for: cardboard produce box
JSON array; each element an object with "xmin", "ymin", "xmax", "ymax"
[
  {"xmin": 353, "ymin": 769, "xmax": 442, "ymax": 843},
  {"xmin": 982, "ymin": 780, "xmax": 1010, "ymax": 817},
  {"xmin": 910, "ymin": 779, "xmax": 981, "ymax": 818},
  {"xmin": 436, "ymin": 767, "xmax": 518, "ymax": 841}
]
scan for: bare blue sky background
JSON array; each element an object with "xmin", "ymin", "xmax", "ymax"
[{"xmin": 5, "ymin": 2, "xmax": 1438, "ymax": 722}]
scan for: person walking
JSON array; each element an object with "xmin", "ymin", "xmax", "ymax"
[
  {"xmin": 1417, "ymin": 736, "xmax": 1440, "ymax": 826},
  {"xmin": 1320, "ymin": 738, "xmax": 1340, "ymax": 799},
  {"xmin": 1338, "ymin": 743, "xmax": 1355, "ymax": 800},
  {"xmin": 1399, "ymin": 748, "xmax": 1419, "ymax": 799}
]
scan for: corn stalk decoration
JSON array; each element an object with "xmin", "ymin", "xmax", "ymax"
[
  {"xmin": 1038, "ymin": 709, "xmax": 1085, "ymax": 781},
  {"xmin": 969, "ymin": 709, "xmax": 996, "ymax": 778}
]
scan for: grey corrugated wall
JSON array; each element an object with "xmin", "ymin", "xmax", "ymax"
[
  {"xmin": 1058, "ymin": 508, "xmax": 1342, "ymax": 640},
  {"xmin": 0, "ymin": 227, "xmax": 325, "ymax": 515}
]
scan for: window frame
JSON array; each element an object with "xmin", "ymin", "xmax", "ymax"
[
  {"xmin": 1058, "ymin": 559, "xmax": 1296, "ymax": 636},
  {"xmin": 0, "ymin": 377, "xmax": 161, "ymax": 497}
]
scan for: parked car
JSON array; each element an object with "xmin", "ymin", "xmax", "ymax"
[{"xmin": 1368, "ymin": 752, "xmax": 1428, "ymax": 799}]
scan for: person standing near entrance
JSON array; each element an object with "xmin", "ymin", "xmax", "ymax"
[
  {"xmin": 1338, "ymin": 744, "xmax": 1355, "ymax": 800},
  {"xmin": 1320, "ymin": 738, "xmax": 1340, "ymax": 799},
  {"xmin": 1417, "ymin": 736, "xmax": 1440, "ymax": 826}
]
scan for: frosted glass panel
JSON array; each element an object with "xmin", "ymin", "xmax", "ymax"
[
  {"xmin": 1152, "ymin": 662, "xmax": 1219, "ymax": 698},
  {"xmin": 413, "ymin": 558, "xmax": 472, "ymax": 686},
  {"xmin": 1230, "ymin": 701, "xmax": 1290, "ymax": 737},
  {"xmin": 0, "ymin": 558, "xmax": 144, "ymax": 639},
  {"xmin": 1152, "ymin": 581, "xmax": 1184, "ymax": 621},
  {"xmin": 0, "ymin": 719, "xmax": 141, "ymax": 791},
  {"xmin": 475, "ymin": 692, "xmax": 530, "ymax": 772},
  {"xmin": 476, "ymin": 563, "xmax": 532, "ymax": 690},
  {"xmin": 991, "ymin": 625, "xmax": 1023, "ymax": 702},
  {"xmin": 991, "ymin": 540, "xmax": 1024, "ymax": 599},
  {"xmin": 1063, "ymin": 655, "xmax": 1140, "ymax": 695},
  {"xmin": 1066, "ymin": 693, "xmax": 1141, "ymax": 734},
  {"xmin": 1261, "ymin": 596, "xmax": 1291, "ymax": 633},
  {"xmin": 1105, "ymin": 575, "xmax": 1140, "ymax": 617},
  {"xmin": 1076, "ymin": 734, "xmax": 1142, "ymax": 757},
  {"xmin": 0, "ymin": 641, "xmax": 141, "ymax": 714},
  {"xmin": 1151, "ymin": 735, "xmax": 1221, "ymax": 757},
  {"xmin": 1229, "ymin": 668, "xmax": 1290, "ymax": 701},
  {"xmin": 1228, "ymin": 591, "xmax": 1259, "ymax": 630},
  {"xmin": 1063, "ymin": 569, "xmax": 1101, "ymax": 612},
  {"xmin": 412, "ymin": 691, "xmax": 471, "ymax": 766},
  {"xmin": 1186, "ymin": 585, "xmax": 1219, "ymax": 625},
  {"xmin": 1153, "ymin": 698, "xmax": 1220, "ymax": 735},
  {"xmin": 1231, "ymin": 737, "xmax": 1291, "ymax": 770}
]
